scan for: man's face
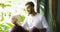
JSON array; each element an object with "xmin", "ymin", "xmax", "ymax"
[{"xmin": 26, "ymin": 5, "xmax": 34, "ymax": 14}]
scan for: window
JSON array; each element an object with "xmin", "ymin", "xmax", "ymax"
[{"xmin": 0, "ymin": 0, "xmax": 36, "ymax": 32}]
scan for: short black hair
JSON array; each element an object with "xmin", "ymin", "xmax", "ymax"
[{"xmin": 25, "ymin": 2, "xmax": 34, "ymax": 7}]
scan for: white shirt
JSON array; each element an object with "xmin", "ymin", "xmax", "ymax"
[{"xmin": 22, "ymin": 13, "xmax": 48, "ymax": 30}]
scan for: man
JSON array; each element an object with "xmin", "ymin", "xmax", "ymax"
[
  {"xmin": 22, "ymin": 2, "xmax": 48, "ymax": 32},
  {"xmin": 10, "ymin": 15, "xmax": 28, "ymax": 32}
]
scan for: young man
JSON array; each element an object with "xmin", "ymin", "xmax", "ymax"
[
  {"xmin": 10, "ymin": 15, "xmax": 28, "ymax": 32},
  {"xmin": 22, "ymin": 2, "xmax": 48, "ymax": 32}
]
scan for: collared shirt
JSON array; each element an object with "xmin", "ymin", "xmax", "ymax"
[{"xmin": 22, "ymin": 13, "xmax": 48, "ymax": 30}]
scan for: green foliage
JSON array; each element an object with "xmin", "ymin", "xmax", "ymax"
[
  {"xmin": 0, "ymin": 22, "xmax": 13, "ymax": 32},
  {"xmin": 0, "ymin": 3, "xmax": 11, "ymax": 8},
  {"xmin": 40, "ymin": 0, "xmax": 45, "ymax": 15},
  {"xmin": 0, "ymin": 12, "xmax": 4, "ymax": 22},
  {"xmin": 40, "ymin": 8, "xmax": 44, "ymax": 14},
  {"xmin": 19, "ymin": 15, "xmax": 25, "ymax": 25},
  {"xmin": 1, "ymin": 16, "xmax": 4, "ymax": 22},
  {"xmin": 23, "ymin": 8, "xmax": 27, "ymax": 12}
]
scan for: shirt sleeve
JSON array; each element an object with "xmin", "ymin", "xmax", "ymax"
[
  {"xmin": 22, "ymin": 18, "xmax": 28, "ymax": 29},
  {"xmin": 41, "ymin": 15, "xmax": 48, "ymax": 29}
]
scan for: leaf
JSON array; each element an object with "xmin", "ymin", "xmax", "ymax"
[
  {"xmin": 6, "ymin": 22, "xmax": 13, "ymax": 28},
  {"xmin": 20, "ymin": 15, "xmax": 25, "ymax": 21}
]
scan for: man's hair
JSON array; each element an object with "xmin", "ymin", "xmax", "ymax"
[{"xmin": 25, "ymin": 2, "xmax": 34, "ymax": 7}]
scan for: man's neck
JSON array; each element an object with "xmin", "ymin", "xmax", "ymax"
[{"xmin": 31, "ymin": 11, "xmax": 37, "ymax": 16}]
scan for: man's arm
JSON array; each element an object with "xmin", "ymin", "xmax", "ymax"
[{"xmin": 41, "ymin": 15, "xmax": 49, "ymax": 32}]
